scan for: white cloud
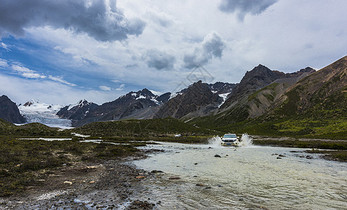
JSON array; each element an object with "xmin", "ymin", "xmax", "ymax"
[
  {"xmin": 116, "ymin": 84, "xmax": 125, "ymax": 91},
  {"xmin": 11, "ymin": 64, "xmax": 46, "ymax": 79},
  {"xmin": 0, "ymin": 58, "xmax": 8, "ymax": 67},
  {"xmin": 48, "ymin": 75, "xmax": 76, "ymax": 86},
  {"xmin": 0, "ymin": 42, "xmax": 9, "ymax": 50},
  {"xmin": 21, "ymin": 72, "xmax": 46, "ymax": 79},
  {"xmin": 99, "ymin": 85, "xmax": 111, "ymax": 91}
]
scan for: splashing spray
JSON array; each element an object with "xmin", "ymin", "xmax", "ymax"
[
  {"xmin": 239, "ymin": 133, "xmax": 253, "ymax": 147},
  {"xmin": 208, "ymin": 134, "xmax": 253, "ymax": 147},
  {"xmin": 208, "ymin": 136, "xmax": 222, "ymax": 148}
]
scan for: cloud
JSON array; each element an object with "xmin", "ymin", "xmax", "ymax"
[
  {"xmin": 99, "ymin": 85, "xmax": 111, "ymax": 91},
  {"xmin": 219, "ymin": 0, "xmax": 278, "ymax": 20},
  {"xmin": 0, "ymin": 0, "xmax": 146, "ymax": 42},
  {"xmin": 48, "ymin": 75, "xmax": 76, "ymax": 87},
  {"xmin": 0, "ymin": 58, "xmax": 9, "ymax": 68},
  {"xmin": 147, "ymin": 11, "xmax": 174, "ymax": 28},
  {"xmin": 144, "ymin": 49, "xmax": 176, "ymax": 70},
  {"xmin": 183, "ymin": 32, "xmax": 226, "ymax": 69},
  {"xmin": 11, "ymin": 64, "xmax": 46, "ymax": 79},
  {"xmin": 0, "ymin": 42, "xmax": 9, "ymax": 50},
  {"xmin": 2, "ymin": 60, "xmax": 77, "ymax": 85},
  {"xmin": 116, "ymin": 84, "xmax": 125, "ymax": 91}
]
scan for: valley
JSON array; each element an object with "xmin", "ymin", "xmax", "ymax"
[{"xmin": 0, "ymin": 56, "xmax": 346, "ymax": 209}]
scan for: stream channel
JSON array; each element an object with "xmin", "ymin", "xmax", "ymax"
[{"xmin": 132, "ymin": 136, "xmax": 347, "ymax": 209}]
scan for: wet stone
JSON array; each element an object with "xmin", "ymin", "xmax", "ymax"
[
  {"xmin": 151, "ymin": 170, "xmax": 164, "ymax": 174},
  {"xmin": 169, "ymin": 176, "xmax": 181, "ymax": 180}
]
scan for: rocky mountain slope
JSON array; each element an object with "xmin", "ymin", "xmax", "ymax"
[
  {"xmin": 191, "ymin": 56, "xmax": 346, "ymax": 139},
  {"xmin": 154, "ymin": 81, "xmax": 235, "ymax": 119},
  {"xmin": 0, "ymin": 95, "xmax": 26, "ymax": 123},
  {"xmin": 59, "ymin": 89, "xmax": 171, "ymax": 127},
  {"xmin": 221, "ymin": 65, "xmax": 286, "ymax": 109},
  {"xmin": 272, "ymin": 56, "xmax": 347, "ymax": 119},
  {"xmin": 57, "ymin": 100, "xmax": 98, "ymax": 121},
  {"xmin": 213, "ymin": 65, "xmax": 316, "ymax": 123},
  {"xmin": 191, "ymin": 65, "xmax": 316, "ymax": 127}
]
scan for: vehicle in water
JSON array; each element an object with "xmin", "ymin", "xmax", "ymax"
[{"xmin": 221, "ymin": 133, "xmax": 240, "ymax": 146}]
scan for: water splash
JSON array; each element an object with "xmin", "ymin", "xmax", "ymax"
[
  {"xmin": 239, "ymin": 133, "xmax": 253, "ymax": 147},
  {"xmin": 208, "ymin": 136, "xmax": 222, "ymax": 148},
  {"xmin": 208, "ymin": 134, "xmax": 253, "ymax": 147}
]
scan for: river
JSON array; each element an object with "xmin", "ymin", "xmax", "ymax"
[{"xmin": 133, "ymin": 136, "xmax": 347, "ymax": 209}]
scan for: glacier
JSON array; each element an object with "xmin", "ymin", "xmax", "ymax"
[{"xmin": 18, "ymin": 100, "xmax": 72, "ymax": 128}]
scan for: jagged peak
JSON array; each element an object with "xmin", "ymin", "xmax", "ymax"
[
  {"xmin": 0, "ymin": 95, "xmax": 10, "ymax": 100},
  {"xmin": 78, "ymin": 99, "xmax": 90, "ymax": 106}
]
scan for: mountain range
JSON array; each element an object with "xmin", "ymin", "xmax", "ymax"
[{"xmin": 1, "ymin": 55, "xmax": 346, "ymax": 138}]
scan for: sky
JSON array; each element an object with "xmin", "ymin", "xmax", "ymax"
[{"xmin": 0, "ymin": 0, "xmax": 346, "ymax": 105}]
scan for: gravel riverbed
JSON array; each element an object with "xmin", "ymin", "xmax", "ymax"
[{"xmin": 0, "ymin": 156, "xmax": 158, "ymax": 209}]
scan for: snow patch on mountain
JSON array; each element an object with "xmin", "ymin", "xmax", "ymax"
[{"xmin": 218, "ymin": 92, "xmax": 230, "ymax": 108}]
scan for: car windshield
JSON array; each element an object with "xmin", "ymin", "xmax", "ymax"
[{"xmin": 223, "ymin": 134, "xmax": 237, "ymax": 138}]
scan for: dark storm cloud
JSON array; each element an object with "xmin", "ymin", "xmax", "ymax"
[
  {"xmin": 145, "ymin": 49, "xmax": 176, "ymax": 70},
  {"xmin": 184, "ymin": 32, "xmax": 226, "ymax": 69},
  {"xmin": 0, "ymin": 0, "xmax": 146, "ymax": 42},
  {"xmin": 219, "ymin": 0, "xmax": 278, "ymax": 20}
]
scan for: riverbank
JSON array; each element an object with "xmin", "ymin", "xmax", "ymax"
[
  {"xmin": 0, "ymin": 158, "xmax": 160, "ymax": 209},
  {"xmin": 0, "ymin": 136, "xmax": 161, "ymax": 209}
]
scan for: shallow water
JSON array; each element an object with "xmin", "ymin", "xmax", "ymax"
[{"xmin": 133, "ymin": 138, "xmax": 347, "ymax": 209}]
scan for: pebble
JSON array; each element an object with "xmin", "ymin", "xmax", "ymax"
[
  {"xmin": 306, "ymin": 155, "xmax": 313, "ymax": 159},
  {"xmin": 214, "ymin": 154, "xmax": 221, "ymax": 158},
  {"xmin": 63, "ymin": 181, "xmax": 73, "ymax": 185},
  {"xmin": 169, "ymin": 176, "xmax": 181, "ymax": 180},
  {"xmin": 151, "ymin": 170, "xmax": 164, "ymax": 174}
]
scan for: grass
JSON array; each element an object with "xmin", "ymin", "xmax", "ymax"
[
  {"xmin": 0, "ymin": 136, "xmax": 141, "ymax": 197},
  {"xmin": 74, "ymin": 118, "xmax": 215, "ymax": 137},
  {"xmin": 0, "ymin": 121, "xmax": 71, "ymax": 137}
]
